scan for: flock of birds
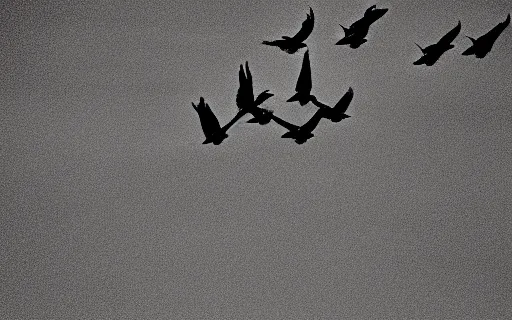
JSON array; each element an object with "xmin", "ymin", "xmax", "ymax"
[{"xmin": 192, "ymin": 6, "xmax": 510, "ymax": 145}]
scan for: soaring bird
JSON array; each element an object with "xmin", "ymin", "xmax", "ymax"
[
  {"xmin": 270, "ymin": 110, "xmax": 324, "ymax": 144},
  {"xmin": 310, "ymin": 87, "xmax": 354, "ymax": 122},
  {"xmin": 336, "ymin": 5, "xmax": 388, "ymax": 48},
  {"xmin": 192, "ymin": 97, "xmax": 244, "ymax": 145},
  {"xmin": 462, "ymin": 14, "xmax": 510, "ymax": 58},
  {"xmin": 236, "ymin": 62, "xmax": 274, "ymax": 125},
  {"xmin": 287, "ymin": 50, "xmax": 313, "ymax": 106},
  {"xmin": 414, "ymin": 21, "xmax": 461, "ymax": 66},
  {"xmin": 263, "ymin": 7, "xmax": 314, "ymax": 54}
]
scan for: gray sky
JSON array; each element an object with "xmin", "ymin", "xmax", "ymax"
[{"xmin": 2, "ymin": 0, "xmax": 512, "ymax": 318}]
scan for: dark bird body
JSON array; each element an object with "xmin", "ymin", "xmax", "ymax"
[
  {"xmin": 287, "ymin": 50, "xmax": 312, "ymax": 106},
  {"xmin": 310, "ymin": 87, "xmax": 354, "ymax": 122},
  {"xmin": 336, "ymin": 5, "xmax": 388, "ymax": 48},
  {"xmin": 263, "ymin": 7, "xmax": 314, "ymax": 54},
  {"xmin": 192, "ymin": 97, "xmax": 244, "ymax": 145},
  {"xmin": 236, "ymin": 62, "xmax": 274, "ymax": 125},
  {"xmin": 414, "ymin": 21, "xmax": 461, "ymax": 66},
  {"xmin": 462, "ymin": 14, "xmax": 510, "ymax": 58},
  {"xmin": 270, "ymin": 110, "xmax": 324, "ymax": 144}
]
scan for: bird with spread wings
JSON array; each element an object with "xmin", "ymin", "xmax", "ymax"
[
  {"xmin": 236, "ymin": 62, "xmax": 274, "ymax": 125},
  {"xmin": 192, "ymin": 97, "xmax": 245, "ymax": 145},
  {"xmin": 310, "ymin": 87, "xmax": 354, "ymax": 123},
  {"xmin": 414, "ymin": 21, "xmax": 461, "ymax": 66},
  {"xmin": 263, "ymin": 7, "xmax": 314, "ymax": 54},
  {"xmin": 462, "ymin": 14, "xmax": 510, "ymax": 59}
]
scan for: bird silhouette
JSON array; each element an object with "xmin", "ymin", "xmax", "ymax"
[
  {"xmin": 263, "ymin": 7, "xmax": 314, "ymax": 54},
  {"xmin": 192, "ymin": 97, "xmax": 245, "ymax": 145},
  {"xmin": 462, "ymin": 14, "xmax": 510, "ymax": 58},
  {"xmin": 270, "ymin": 110, "xmax": 324, "ymax": 144},
  {"xmin": 414, "ymin": 21, "xmax": 461, "ymax": 66},
  {"xmin": 287, "ymin": 50, "xmax": 313, "ymax": 106},
  {"xmin": 336, "ymin": 5, "xmax": 388, "ymax": 48},
  {"xmin": 236, "ymin": 62, "xmax": 275, "ymax": 125},
  {"xmin": 310, "ymin": 87, "xmax": 354, "ymax": 122}
]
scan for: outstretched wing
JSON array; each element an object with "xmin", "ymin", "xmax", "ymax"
[
  {"xmin": 270, "ymin": 114, "xmax": 299, "ymax": 131},
  {"xmin": 236, "ymin": 62, "xmax": 254, "ymax": 111},
  {"xmin": 437, "ymin": 21, "xmax": 461, "ymax": 46},
  {"xmin": 295, "ymin": 50, "xmax": 312, "ymax": 93},
  {"xmin": 333, "ymin": 87, "xmax": 354, "ymax": 114},
  {"xmin": 254, "ymin": 90, "xmax": 274, "ymax": 106},
  {"xmin": 301, "ymin": 110, "xmax": 324, "ymax": 133},
  {"xmin": 485, "ymin": 13, "xmax": 510, "ymax": 40},
  {"xmin": 192, "ymin": 97, "xmax": 221, "ymax": 138},
  {"xmin": 221, "ymin": 109, "xmax": 246, "ymax": 132},
  {"xmin": 290, "ymin": 7, "xmax": 314, "ymax": 43}
]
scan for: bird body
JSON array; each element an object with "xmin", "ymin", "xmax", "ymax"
[
  {"xmin": 414, "ymin": 21, "xmax": 461, "ymax": 66},
  {"xmin": 462, "ymin": 14, "xmax": 510, "ymax": 58},
  {"xmin": 263, "ymin": 7, "xmax": 314, "ymax": 54}
]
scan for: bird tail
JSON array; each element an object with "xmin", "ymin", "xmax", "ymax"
[{"xmin": 262, "ymin": 40, "xmax": 276, "ymax": 46}]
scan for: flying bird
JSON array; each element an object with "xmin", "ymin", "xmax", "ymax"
[
  {"xmin": 192, "ymin": 97, "xmax": 245, "ymax": 145},
  {"xmin": 336, "ymin": 5, "xmax": 388, "ymax": 48},
  {"xmin": 263, "ymin": 7, "xmax": 314, "ymax": 54},
  {"xmin": 287, "ymin": 50, "xmax": 313, "ymax": 106},
  {"xmin": 310, "ymin": 87, "xmax": 354, "ymax": 122},
  {"xmin": 236, "ymin": 62, "xmax": 274, "ymax": 125},
  {"xmin": 414, "ymin": 21, "xmax": 461, "ymax": 66},
  {"xmin": 462, "ymin": 14, "xmax": 510, "ymax": 58},
  {"xmin": 270, "ymin": 110, "xmax": 324, "ymax": 144}
]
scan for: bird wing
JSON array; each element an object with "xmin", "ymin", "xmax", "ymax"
[
  {"xmin": 270, "ymin": 114, "xmax": 299, "ymax": 131},
  {"xmin": 236, "ymin": 63, "xmax": 254, "ymax": 111},
  {"xmin": 437, "ymin": 21, "xmax": 461, "ymax": 46},
  {"xmin": 290, "ymin": 7, "xmax": 314, "ymax": 43},
  {"xmin": 484, "ymin": 13, "xmax": 510, "ymax": 41},
  {"xmin": 301, "ymin": 110, "xmax": 324, "ymax": 133},
  {"xmin": 254, "ymin": 90, "xmax": 274, "ymax": 106},
  {"xmin": 221, "ymin": 109, "xmax": 246, "ymax": 132},
  {"xmin": 295, "ymin": 50, "xmax": 312, "ymax": 93},
  {"xmin": 333, "ymin": 87, "xmax": 354, "ymax": 114},
  {"xmin": 192, "ymin": 98, "xmax": 221, "ymax": 138}
]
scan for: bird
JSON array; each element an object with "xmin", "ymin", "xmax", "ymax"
[
  {"xmin": 336, "ymin": 5, "xmax": 388, "ymax": 48},
  {"xmin": 414, "ymin": 21, "xmax": 461, "ymax": 66},
  {"xmin": 287, "ymin": 50, "xmax": 313, "ymax": 106},
  {"xmin": 270, "ymin": 110, "xmax": 324, "ymax": 144},
  {"xmin": 462, "ymin": 14, "xmax": 510, "ymax": 58},
  {"xmin": 262, "ymin": 7, "xmax": 314, "ymax": 54},
  {"xmin": 192, "ymin": 97, "xmax": 245, "ymax": 145},
  {"xmin": 236, "ymin": 62, "xmax": 275, "ymax": 125},
  {"xmin": 310, "ymin": 87, "xmax": 354, "ymax": 122}
]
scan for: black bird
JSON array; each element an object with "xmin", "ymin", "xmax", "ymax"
[
  {"xmin": 414, "ymin": 21, "xmax": 461, "ymax": 66},
  {"xmin": 270, "ymin": 110, "xmax": 324, "ymax": 144},
  {"xmin": 462, "ymin": 14, "xmax": 510, "ymax": 58},
  {"xmin": 310, "ymin": 87, "xmax": 354, "ymax": 122},
  {"xmin": 287, "ymin": 50, "xmax": 312, "ymax": 106},
  {"xmin": 192, "ymin": 97, "xmax": 244, "ymax": 145},
  {"xmin": 336, "ymin": 5, "xmax": 388, "ymax": 48},
  {"xmin": 263, "ymin": 7, "xmax": 314, "ymax": 54},
  {"xmin": 236, "ymin": 62, "xmax": 274, "ymax": 125}
]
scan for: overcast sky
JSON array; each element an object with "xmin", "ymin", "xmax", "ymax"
[{"xmin": 2, "ymin": 0, "xmax": 512, "ymax": 318}]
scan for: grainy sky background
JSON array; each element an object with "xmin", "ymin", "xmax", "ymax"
[{"xmin": 2, "ymin": 0, "xmax": 512, "ymax": 318}]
